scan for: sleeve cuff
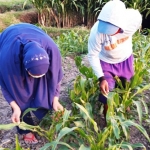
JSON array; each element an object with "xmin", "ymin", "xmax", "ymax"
[{"xmin": 98, "ymin": 76, "xmax": 105, "ymax": 82}]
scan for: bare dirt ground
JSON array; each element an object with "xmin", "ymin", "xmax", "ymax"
[{"xmin": 0, "ymin": 56, "xmax": 150, "ymax": 150}]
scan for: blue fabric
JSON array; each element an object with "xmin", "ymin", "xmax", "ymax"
[
  {"xmin": 0, "ymin": 23, "xmax": 63, "ymax": 111},
  {"xmin": 23, "ymin": 42, "xmax": 50, "ymax": 76},
  {"xmin": 98, "ymin": 20, "xmax": 121, "ymax": 35}
]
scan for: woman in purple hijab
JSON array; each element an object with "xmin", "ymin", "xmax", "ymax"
[{"xmin": 0, "ymin": 23, "xmax": 63, "ymax": 144}]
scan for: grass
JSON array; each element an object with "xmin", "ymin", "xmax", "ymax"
[
  {"xmin": 0, "ymin": 9, "xmax": 34, "ymax": 31},
  {"xmin": 0, "ymin": 0, "xmax": 32, "ymax": 15},
  {"xmin": 43, "ymin": 26, "xmax": 90, "ymax": 39},
  {"xmin": 0, "ymin": 12, "xmax": 19, "ymax": 31},
  {"xmin": 0, "ymin": 0, "xmax": 29, "ymax": 6}
]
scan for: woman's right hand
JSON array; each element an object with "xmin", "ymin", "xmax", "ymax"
[
  {"xmin": 99, "ymin": 80, "xmax": 109, "ymax": 96},
  {"xmin": 10, "ymin": 101, "xmax": 21, "ymax": 124},
  {"xmin": 53, "ymin": 96, "xmax": 64, "ymax": 111}
]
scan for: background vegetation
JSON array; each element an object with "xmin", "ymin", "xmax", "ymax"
[{"xmin": 1, "ymin": 0, "xmax": 150, "ymax": 29}]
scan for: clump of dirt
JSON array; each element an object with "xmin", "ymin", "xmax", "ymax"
[{"xmin": 19, "ymin": 10, "xmax": 38, "ymax": 24}]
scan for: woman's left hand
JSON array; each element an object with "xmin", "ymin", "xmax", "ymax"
[{"xmin": 52, "ymin": 96, "xmax": 64, "ymax": 111}]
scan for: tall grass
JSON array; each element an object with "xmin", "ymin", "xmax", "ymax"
[{"xmin": 0, "ymin": 0, "xmax": 30, "ymax": 6}]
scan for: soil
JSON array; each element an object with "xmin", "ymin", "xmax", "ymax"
[{"xmin": 0, "ymin": 56, "xmax": 150, "ymax": 150}]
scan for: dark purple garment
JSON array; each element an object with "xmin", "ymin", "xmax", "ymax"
[
  {"xmin": 99, "ymin": 54, "xmax": 134, "ymax": 104},
  {"xmin": 0, "ymin": 23, "xmax": 63, "ymax": 111}
]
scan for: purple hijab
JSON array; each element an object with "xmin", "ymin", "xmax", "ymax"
[
  {"xmin": 0, "ymin": 23, "xmax": 63, "ymax": 111},
  {"xmin": 23, "ymin": 42, "xmax": 50, "ymax": 76}
]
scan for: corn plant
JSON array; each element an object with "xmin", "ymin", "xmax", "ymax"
[
  {"xmin": 104, "ymin": 33, "xmax": 150, "ymax": 147},
  {"xmin": 106, "ymin": 92, "xmax": 150, "ymax": 141},
  {"xmin": 68, "ymin": 100, "xmax": 147, "ymax": 150},
  {"xmin": 0, "ymin": 109, "xmax": 77, "ymax": 149},
  {"xmin": 55, "ymin": 30, "xmax": 89, "ymax": 57},
  {"xmin": 68, "ymin": 31, "xmax": 150, "ymax": 148},
  {"xmin": 69, "ymin": 56, "xmax": 100, "ymax": 116},
  {"xmin": 107, "ymin": 142, "xmax": 146, "ymax": 150},
  {"xmin": 24, "ymin": 0, "xmax": 47, "ymax": 26},
  {"xmin": 15, "ymin": 134, "xmax": 30, "ymax": 150},
  {"xmin": 123, "ymin": 0, "xmax": 150, "ymax": 17}
]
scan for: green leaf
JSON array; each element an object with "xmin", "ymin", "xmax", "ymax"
[
  {"xmin": 55, "ymin": 109, "xmax": 71, "ymax": 133},
  {"xmin": 129, "ymin": 73, "xmax": 140, "ymax": 89},
  {"xmin": 75, "ymin": 103, "xmax": 98, "ymax": 133},
  {"xmin": 54, "ymin": 142, "xmax": 74, "ymax": 150},
  {"xmin": 97, "ymin": 126, "xmax": 111, "ymax": 148},
  {"xmin": 130, "ymin": 143, "xmax": 146, "ymax": 149},
  {"xmin": 145, "ymin": 119, "xmax": 150, "ymax": 123},
  {"xmin": 113, "ymin": 93, "xmax": 120, "ymax": 106},
  {"xmin": 79, "ymin": 77, "xmax": 87, "ymax": 99},
  {"xmin": 63, "ymin": 109, "xmax": 71, "ymax": 123},
  {"xmin": 70, "ymin": 90, "xmax": 76, "ymax": 100},
  {"xmin": 79, "ymin": 144, "xmax": 91, "ymax": 150},
  {"xmin": 85, "ymin": 102, "xmax": 93, "ymax": 119},
  {"xmin": 56, "ymin": 123, "xmax": 63, "ymax": 133},
  {"xmin": 141, "ymin": 99, "xmax": 148, "ymax": 114},
  {"xmin": 42, "ymin": 127, "xmax": 77, "ymax": 150},
  {"xmin": 73, "ymin": 121, "xmax": 85, "ymax": 128},
  {"xmin": 57, "ymin": 127, "xmax": 78, "ymax": 141},
  {"xmin": 79, "ymin": 66, "xmax": 94, "ymax": 78},
  {"xmin": 75, "ymin": 56, "xmax": 82, "ymax": 68},
  {"xmin": 15, "ymin": 134, "xmax": 22, "ymax": 150},
  {"xmin": 131, "ymin": 84, "xmax": 150, "ymax": 98},
  {"xmin": 21, "ymin": 108, "xmax": 38, "ymax": 120},
  {"xmin": 120, "ymin": 143, "xmax": 133, "ymax": 150},
  {"xmin": 117, "ymin": 115, "xmax": 129, "ymax": 139},
  {"xmin": 40, "ymin": 141, "xmax": 57, "ymax": 150},
  {"xmin": 121, "ymin": 124, "xmax": 129, "ymax": 139},
  {"xmin": 122, "ymin": 120, "xmax": 150, "ymax": 142},
  {"xmin": 124, "ymin": 99, "xmax": 132, "ymax": 108},
  {"xmin": 111, "ymin": 118, "xmax": 120, "ymax": 139},
  {"xmin": 119, "ymin": 142, "xmax": 146, "ymax": 150},
  {"xmin": 0, "ymin": 123, "xmax": 17, "ymax": 130},
  {"xmin": 133, "ymin": 101, "xmax": 142, "ymax": 123},
  {"xmin": 75, "ymin": 128, "xmax": 89, "ymax": 141}
]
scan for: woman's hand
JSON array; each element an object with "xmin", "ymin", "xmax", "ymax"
[
  {"xmin": 99, "ymin": 80, "xmax": 109, "ymax": 96},
  {"xmin": 52, "ymin": 97, "xmax": 64, "ymax": 111},
  {"xmin": 10, "ymin": 101, "xmax": 21, "ymax": 124}
]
